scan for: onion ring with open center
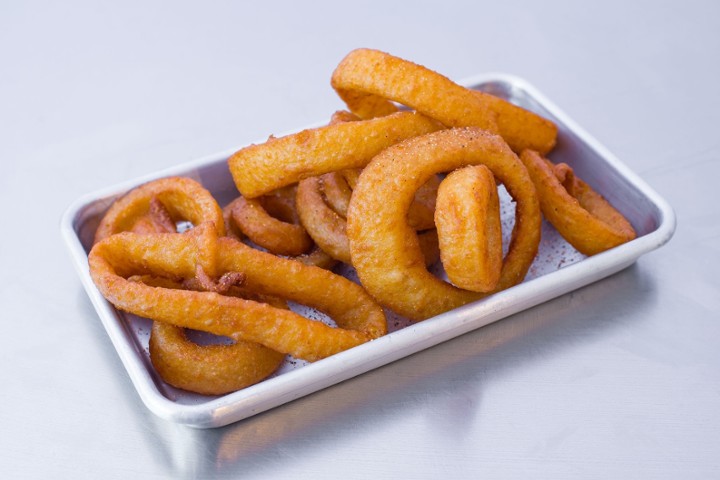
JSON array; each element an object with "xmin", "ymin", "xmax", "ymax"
[
  {"xmin": 89, "ymin": 222, "xmax": 387, "ymax": 362},
  {"xmin": 520, "ymin": 149, "xmax": 636, "ymax": 255},
  {"xmin": 347, "ymin": 127, "xmax": 541, "ymax": 321},
  {"xmin": 331, "ymin": 48, "xmax": 557, "ymax": 155}
]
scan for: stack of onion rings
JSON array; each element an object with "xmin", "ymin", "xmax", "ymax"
[
  {"xmin": 89, "ymin": 176, "xmax": 387, "ymax": 394},
  {"xmin": 88, "ymin": 49, "xmax": 638, "ymax": 397},
  {"xmin": 90, "ymin": 224, "xmax": 387, "ymax": 361},
  {"xmin": 295, "ymin": 173, "xmax": 441, "ymax": 266},
  {"xmin": 93, "ymin": 177, "xmax": 286, "ymax": 395}
]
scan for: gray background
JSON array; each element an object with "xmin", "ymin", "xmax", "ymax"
[{"xmin": 2, "ymin": 0, "xmax": 718, "ymax": 478}]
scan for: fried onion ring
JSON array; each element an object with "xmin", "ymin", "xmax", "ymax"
[
  {"xmin": 223, "ymin": 188, "xmax": 337, "ymax": 270},
  {"xmin": 228, "ymin": 111, "xmax": 442, "ymax": 198},
  {"xmin": 148, "ymin": 322, "xmax": 284, "ymax": 395},
  {"xmin": 331, "ymin": 48, "xmax": 557, "ymax": 154},
  {"xmin": 89, "ymin": 223, "xmax": 387, "ymax": 362},
  {"xmin": 296, "ymin": 176, "xmax": 351, "ymax": 264},
  {"xmin": 133, "ymin": 274, "xmax": 287, "ymax": 396},
  {"xmin": 347, "ymin": 127, "xmax": 541, "ymax": 320},
  {"xmin": 520, "ymin": 149, "xmax": 636, "ymax": 255},
  {"xmin": 435, "ymin": 165, "xmax": 503, "ymax": 293},
  {"xmin": 94, "ymin": 176, "xmax": 225, "ymax": 242},
  {"xmin": 226, "ymin": 191, "xmax": 313, "ymax": 257},
  {"xmin": 94, "ymin": 178, "xmax": 287, "ymax": 394}
]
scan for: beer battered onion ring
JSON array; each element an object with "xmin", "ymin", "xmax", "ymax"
[
  {"xmin": 520, "ymin": 149, "xmax": 636, "ymax": 255},
  {"xmin": 94, "ymin": 176, "xmax": 225, "ymax": 243},
  {"xmin": 148, "ymin": 322, "xmax": 283, "ymax": 396},
  {"xmin": 347, "ymin": 127, "xmax": 541, "ymax": 321},
  {"xmin": 435, "ymin": 165, "xmax": 503, "ymax": 293},
  {"xmin": 89, "ymin": 223, "xmax": 387, "ymax": 362},
  {"xmin": 134, "ymin": 274, "xmax": 287, "ymax": 396},
  {"xmin": 331, "ymin": 48, "xmax": 558, "ymax": 155},
  {"xmin": 228, "ymin": 111, "xmax": 442, "ymax": 198},
  {"xmin": 94, "ymin": 177, "xmax": 287, "ymax": 395},
  {"xmin": 222, "ymin": 195, "xmax": 337, "ymax": 270},
  {"xmin": 226, "ymin": 189, "xmax": 313, "ymax": 257}
]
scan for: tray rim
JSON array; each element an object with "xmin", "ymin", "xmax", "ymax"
[{"xmin": 60, "ymin": 72, "xmax": 676, "ymax": 428}]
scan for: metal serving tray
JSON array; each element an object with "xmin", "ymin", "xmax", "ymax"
[{"xmin": 61, "ymin": 74, "xmax": 676, "ymax": 428}]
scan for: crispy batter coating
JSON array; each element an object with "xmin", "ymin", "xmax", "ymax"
[
  {"xmin": 227, "ymin": 191, "xmax": 313, "ymax": 257},
  {"xmin": 520, "ymin": 150, "xmax": 636, "ymax": 255},
  {"xmin": 436, "ymin": 165, "xmax": 503, "ymax": 293},
  {"xmin": 148, "ymin": 321, "xmax": 284, "ymax": 396},
  {"xmin": 89, "ymin": 223, "xmax": 387, "ymax": 362},
  {"xmin": 347, "ymin": 127, "xmax": 541, "ymax": 321},
  {"xmin": 331, "ymin": 48, "xmax": 557, "ymax": 154},
  {"xmin": 93, "ymin": 178, "xmax": 287, "ymax": 394},
  {"xmin": 228, "ymin": 111, "xmax": 442, "ymax": 198},
  {"xmin": 94, "ymin": 176, "xmax": 224, "ymax": 243}
]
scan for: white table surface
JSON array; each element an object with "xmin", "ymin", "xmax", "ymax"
[{"xmin": 2, "ymin": 1, "xmax": 719, "ymax": 478}]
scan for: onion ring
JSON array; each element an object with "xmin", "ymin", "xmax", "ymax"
[
  {"xmin": 330, "ymin": 48, "xmax": 557, "ymax": 154},
  {"xmin": 93, "ymin": 178, "xmax": 287, "ymax": 394},
  {"xmin": 223, "ymin": 193, "xmax": 337, "ymax": 270},
  {"xmin": 148, "ymin": 322, "xmax": 284, "ymax": 395},
  {"xmin": 226, "ymin": 191, "xmax": 313, "ymax": 257},
  {"xmin": 134, "ymin": 274, "xmax": 287, "ymax": 396},
  {"xmin": 520, "ymin": 149, "xmax": 636, "ymax": 255},
  {"xmin": 89, "ymin": 222, "xmax": 387, "ymax": 362},
  {"xmin": 228, "ymin": 111, "xmax": 442, "ymax": 198},
  {"xmin": 296, "ymin": 176, "xmax": 351, "ymax": 263},
  {"xmin": 320, "ymin": 170, "xmax": 439, "ymax": 231},
  {"xmin": 435, "ymin": 165, "xmax": 503, "ymax": 293},
  {"xmin": 347, "ymin": 127, "xmax": 541, "ymax": 320},
  {"xmin": 95, "ymin": 177, "xmax": 284, "ymax": 395},
  {"xmin": 94, "ymin": 176, "xmax": 225, "ymax": 243}
]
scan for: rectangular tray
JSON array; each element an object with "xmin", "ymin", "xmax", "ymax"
[{"xmin": 61, "ymin": 74, "xmax": 676, "ymax": 428}]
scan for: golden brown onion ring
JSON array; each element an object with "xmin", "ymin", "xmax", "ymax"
[
  {"xmin": 347, "ymin": 127, "xmax": 541, "ymax": 321},
  {"xmin": 94, "ymin": 176, "xmax": 225, "ymax": 243},
  {"xmin": 223, "ymin": 188, "xmax": 337, "ymax": 270},
  {"xmin": 134, "ymin": 274, "xmax": 287, "ymax": 396},
  {"xmin": 331, "ymin": 48, "xmax": 557, "ymax": 154},
  {"xmin": 89, "ymin": 223, "xmax": 387, "ymax": 362},
  {"xmin": 94, "ymin": 178, "xmax": 285, "ymax": 395},
  {"xmin": 148, "ymin": 322, "xmax": 284, "ymax": 396},
  {"xmin": 520, "ymin": 149, "xmax": 636, "ymax": 255},
  {"xmin": 228, "ymin": 111, "xmax": 442, "ymax": 198},
  {"xmin": 296, "ymin": 176, "xmax": 351, "ymax": 264},
  {"xmin": 435, "ymin": 165, "xmax": 503, "ymax": 293},
  {"xmin": 227, "ymin": 193, "xmax": 313, "ymax": 257}
]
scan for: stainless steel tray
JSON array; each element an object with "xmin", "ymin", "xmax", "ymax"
[{"xmin": 61, "ymin": 73, "xmax": 676, "ymax": 428}]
